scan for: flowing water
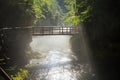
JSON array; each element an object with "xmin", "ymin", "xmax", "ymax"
[{"xmin": 26, "ymin": 35, "xmax": 96, "ymax": 80}]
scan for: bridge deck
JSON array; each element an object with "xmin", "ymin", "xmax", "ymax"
[
  {"xmin": 32, "ymin": 27, "xmax": 79, "ymax": 35},
  {"xmin": 0, "ymin": 26, "xmax": 80, "ymax": 35}
]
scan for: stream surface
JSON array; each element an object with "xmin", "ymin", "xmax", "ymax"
[{"xmin": 26, "ymin": 35, "xmax": 96, "ymax": 80}]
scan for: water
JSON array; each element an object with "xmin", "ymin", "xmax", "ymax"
[{"xmin": 26, "ymin": 35, "xmax": 95, "ymax": 80}]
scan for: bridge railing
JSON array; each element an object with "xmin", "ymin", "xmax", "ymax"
[
  {"xmin": 0, "ymin": 26, "xmax": 33, "ymax": 30},
  {"xmin": 0, "ymin": 26, "xmax": 80, "ymax": 35},
  {"xmin": 32, "ymin": 26, "xmax": 80, "ymax": 35}
]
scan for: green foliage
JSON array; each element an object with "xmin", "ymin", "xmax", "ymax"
[
  {"xmin": 63, "ymin": 13, "xmax": 80, "ymax": 25},
  {"xmin": 32, "ymin": 0, "xmax": 46, "ymax": 18},
  {"xmin": 79, "ymin": 5, "xmax": 92, "ymax": 22},
  {"xmin": 3, "ymin": 0, "xmax": 62, "ymax": 25},
  {"xmin": 31, "ymin": 0, "xmax": 62, "ymax": 24},
  {"xmin": 63, "ymin": 0, "xmax": 78, "ymax": 25},
  {"xmin": 11, "ymin": 69, "xmax": 28, "ymax": 80},
  {"xmin": 63, "ymin": 0, "xmax": 93, "ymax": 25}
]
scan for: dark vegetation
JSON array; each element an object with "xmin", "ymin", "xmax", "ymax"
[
  {"xmin": 71, "ymin": 0, "xmax": 120, "ymax": 80},
  {"xmin": 0, "ymin": 0, "xmax": 34, "ymax": 27}
]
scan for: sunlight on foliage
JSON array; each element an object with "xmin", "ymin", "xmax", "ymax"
[
  {"xmin": 63, "ymin": 0, "xmax": 80, "ymax": 25},
  {"xmin": 63, "ymin": 0, "xmax": 93, "ymax": 25},
  {"xmin": 31, "ymin": 0, "xmax": 62, "ymax": 24},
  {"xmin": 63, "ymin": 13, "xmax": 80, "ymax": 25},
  {"xmin": 5, "ymin": 0, "xmax": 93, "ymax": 25},
  {"xmin": 31, "ymin": 0, "xmax": 46, "ymax": 24},
  {"xmin": 11, "ymin": 69, "xmax": 28, "ymax": 80},
  {"xmin": 80, "ymin": 6, "xmax": 92, "ymax": 22}
]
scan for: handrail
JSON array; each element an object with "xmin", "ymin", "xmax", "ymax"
[
  {"xmin": 0, "ymin": 67, "xmax": 11, "ymax": 80},
  {"xmin": 0, "ymin": 26, "xmax": 80, "ymax": 35},
  {"xmin": 0, "ymin": 26, "xmax": 75, "ymax": 30},
  {"xmin": 0, "ymin": 27, "xmax": 33, "ymax": 30}
]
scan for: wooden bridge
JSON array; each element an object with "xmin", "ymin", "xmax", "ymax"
[
  {"xmin": 0, "ymin": 26, "xmax": 80, "ymax": 36},
  {"xmin": 32, "ymin": 26, "xmax": 80, "ymax": 35}
]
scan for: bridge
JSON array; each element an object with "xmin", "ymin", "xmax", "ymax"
[
  {"xmin": 0, "ymin": 26, "xmax": 80, "ymax": 36},
  {"xmin": 32, "ymin": 26, "xmax": 80, "ymax": 35}
]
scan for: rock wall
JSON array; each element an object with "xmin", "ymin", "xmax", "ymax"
[{"xmin": 0, "ymin": 28, "xmax": 32, "ymax": 66}]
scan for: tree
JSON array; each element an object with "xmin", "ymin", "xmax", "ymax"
[
  {"xmin": 31, "ymin": 0, "xmax": 62, "ymax": 25},
  {"xmin": 63, "ymin": 0, "xmax": 93, "ymax": 26}
]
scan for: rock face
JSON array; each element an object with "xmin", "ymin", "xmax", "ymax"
[
  {"xmin": 73, "ymin": 0, "xmax": 120, "ymax": 80},
  {"xmin": 0, "ymin": 0, "xmax": 33, "ymax": 66},
  {"xmin": 0, "ymin": 28, "xmax": 32, "ymax": 66}
]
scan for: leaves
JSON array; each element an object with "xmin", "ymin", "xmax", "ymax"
[
  {"xmin": 63, "ymin": 0, "xmax": 93, "ymax": 25},
  {"xmin": 11, "ymin": 69, "xmax": 28, "ymax": 80},
  {"xmin": 80, "ymin": 6, "xmax": 92, "ymax": 22},
  {"xmin": 30, "ymin": 0, "xmax": 62, "ymax": 24},
  {"xmin": 63, "ymin": 0, "xmax": 79, "ymax": 25}
]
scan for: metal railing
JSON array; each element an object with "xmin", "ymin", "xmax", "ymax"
[{"xmin": 0, "ymin": 58, "xmax": 11, "ymax": 80}]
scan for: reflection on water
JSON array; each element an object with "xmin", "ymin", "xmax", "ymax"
[{"xmin": 27, "ymin": 36, "xmax": 95, "ymax": 80}]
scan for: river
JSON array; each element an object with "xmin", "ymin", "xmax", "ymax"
[{"xmin": 26, "ymin": 35, "xmax": 96, "ymax": 80}]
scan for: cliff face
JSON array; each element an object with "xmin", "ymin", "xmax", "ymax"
[
  {"xmin": 0, "ymin": 0, "xmax": 33, "ymax": 66},
  {"xmin": 70, "ymin": 0, "xmax": 120, "ymax": 80},
  {"xmin": 0, "ymin": 28, "xmax": 32, "ymax": 66},
  {"xmin": 84, "ymin": 0, "xmax": 120, "ymax": 80},
  {"xmin": 83, "ymin": 0, "xmax": 120, "ymax": 62}
]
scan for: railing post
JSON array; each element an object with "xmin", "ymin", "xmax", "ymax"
[
  {"xmin": 42, "ymin": 27, "xmax": 44, "ymax": 35},
  {"xmin": 32, "ymin": 27, "xmax": 34, "ymax": 34},
  {"xmin": 67, "ymin": 27, "xmax": 68, "ymax": 34},
  {"xmin": 52, "ymin": 27, "xmax": 53, "ymax": 34},
  {"xmin": 49, "ymin": 27, "xmax": 50, "ymax": 34},
  {"xmin": 70, "ymin": 27, "xmax": 71, "ymax": 34},
  {"xmin": 59, "ymin": 27, "xmax": 60, "ymax": 34}
]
